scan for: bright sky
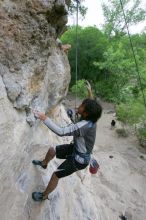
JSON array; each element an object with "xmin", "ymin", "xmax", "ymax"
[{"xmin": 68, "ymin": 0, "xmax": 146, "ymax": 33}]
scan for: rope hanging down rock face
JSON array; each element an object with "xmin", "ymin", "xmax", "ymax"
[{"xmin": 75, "ymin": 0, "xmax": 79, "ymax": 111}]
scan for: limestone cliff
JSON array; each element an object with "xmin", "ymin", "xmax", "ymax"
[
  {"xmin": 0, "ymin": 0, "xmax": 70, "ymax": 117},
  {"xmin": 0, "ymin": 0, "xmax": 72, "ymax": 219}
]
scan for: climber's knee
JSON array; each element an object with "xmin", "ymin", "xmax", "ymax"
[
  {"xmin": 49, "ymin": 147, "xmax": 56, "ymax": 158},
  {"xmin": 52, "ymin": 172, "xmax": 58, "ymax": 179}
]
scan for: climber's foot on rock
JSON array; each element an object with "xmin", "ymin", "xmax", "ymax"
[
  {"xmin": 32, "ymin": 160, "xmax": 47, "ymax": 169},
  {"xmin": 32, "ymin": 192, "xmax": 48, "ymax": 201}
]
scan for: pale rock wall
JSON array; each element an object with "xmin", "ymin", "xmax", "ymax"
[
  {"xmin": 0, "ymin": 73, "xmax": 100, "ymax": 219},
  {"xmin": 0, "ymin": 0, "xmax": 76, "ymax": 219},
  {"xmin": 0, "ymin": 0, "xmax": 70, "ymax": 124}
]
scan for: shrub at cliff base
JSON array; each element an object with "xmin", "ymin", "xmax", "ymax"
[{"xmin": 116, "ymin": 98, "xmax": 146, "ymax": 147}]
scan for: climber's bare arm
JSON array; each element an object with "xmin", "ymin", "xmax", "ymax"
[{"xmin": 85, "ymin": 80, "xmax": 94, "ymax": 99}]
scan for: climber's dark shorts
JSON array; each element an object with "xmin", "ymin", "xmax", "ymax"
[{"xmin": 55, "ymin": 144, "xmax": 88, "ymax": 178}]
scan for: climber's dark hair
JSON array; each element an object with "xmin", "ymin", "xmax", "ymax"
[{"xmin": 82, "ymin": 99, "xmax": 102, "ymax": 123}]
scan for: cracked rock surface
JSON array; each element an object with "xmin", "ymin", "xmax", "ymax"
[{"xmin": 0, "ymin": 0, "xmax": 70, "ymax": 121}]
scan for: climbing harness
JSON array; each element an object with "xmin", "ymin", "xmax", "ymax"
[{"xmin": 74, "ymin": 149, "xmax": 91, "ymax": 164}]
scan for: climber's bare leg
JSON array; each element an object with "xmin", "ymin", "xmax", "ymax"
[
  {"xmin": 42, "ymin": 147, "xmax": 56, "ymax": 166},
  {"xmin": 43, "ymin": 173, "xmax": 59, "ymax": 199}
]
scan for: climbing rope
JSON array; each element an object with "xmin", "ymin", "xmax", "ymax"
[
  {"xmin": 119, "ymin": 0, "xmax": 146, "ymax": 108},
  {"xmin": 75, "ymin": 0, "xmax": 79, "ymax": 111}
]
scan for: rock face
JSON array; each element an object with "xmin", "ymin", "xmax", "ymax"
[
  {"xmin": 0, "ymin": 1, "xmax": 72, "ymax": 219},
  {"xmin": 0, "ymin": 0, "xmax": 70, "ymax": 119}
]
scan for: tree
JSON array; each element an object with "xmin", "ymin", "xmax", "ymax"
[
  {"xmin": 61, "ymin": 26, "xmax": 108, "ymax": 85},
  {"xmin": 67, "ymin": 0, "xmax": 87, "ymax": 18},
  {"xmin": 93, "ymin": 32, "xmax": 146, "ymax": 103},
  {"xmin": 102, "ymin": 0, "xmax": 146, "ymax": 37}
]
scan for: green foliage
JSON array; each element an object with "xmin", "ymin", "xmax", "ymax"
[
  {"xmin": 95, "ymin": 80, "xmax": 119, "ymax": 102},
  {"xmin": 93, "ymin": 33, "xmax": 146, "ymax": 104},
  {"xmin": 61, "ymin": 26, "xmax": 108, "ymax": 85},
  {"xmin": 70, "ymin": 79, "xmax": 88, "ymax": 98},
  {"xmin": 116, "ymin": 100, "xmax": 145, "ymax": 125},
  {"xmin": 93, "ymin": 39, "xmax": 137, "ymax": 102},
  {"xmin": 102, "ymin": 0, "xmax": 146, "ymax": 37},
  {"xmin": 138, "ymin": 128, "xmax": 146, "ymax": 138},
  {"xmin": 137, "ymin": 117, "xmax": 146, "ymax": 147},
  {"xmin": 68, "ymin": 0, "xmax": 87, "ymax": 18},
  {"xmin": 61, "ymin": 1, "xmax": 146, "ymax": 128}
]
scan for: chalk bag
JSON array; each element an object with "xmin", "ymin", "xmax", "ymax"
[{"xmin": 89, "ymin": 159, "xmax": 99, "ymax": 174}]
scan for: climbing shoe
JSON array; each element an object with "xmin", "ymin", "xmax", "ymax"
[
  {"xmin": 32, "ymin": 192, "xmax": 46, "ymax": 201},
  {"xmin": 32, "ymin": 160, "xmax": 47, "ymax": 169}
]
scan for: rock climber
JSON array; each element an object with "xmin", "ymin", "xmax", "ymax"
[{"xmin": 32, "ymin": 80, "xmax": 102, "ymax": 201}]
